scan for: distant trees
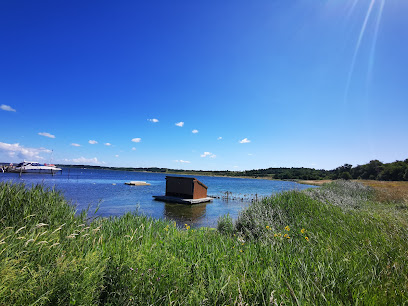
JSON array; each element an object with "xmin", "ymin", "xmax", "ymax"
[{"xmin": 58, "ymin": 158, "xmax": 408, "ymax": 181}]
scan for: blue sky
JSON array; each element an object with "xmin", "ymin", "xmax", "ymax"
[{"xmin": 1, "ymin": 0, "xmax": 407, "ymax": 170}]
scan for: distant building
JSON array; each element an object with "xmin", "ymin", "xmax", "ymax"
[{"xmin": 165, "ymin": 176, "xmax": 208, "ymax": 199}]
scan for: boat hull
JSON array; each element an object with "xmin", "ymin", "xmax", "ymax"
[{"xmin": 11, "ymin": 167, "xmax": 62, "ymax": 174}]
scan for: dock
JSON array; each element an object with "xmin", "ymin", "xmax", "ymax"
[
  {"xmin": 125, "ymin": 181, "xmax": 151, "ymax": 186},
  {"xmin": 153, "ymin": 195, "xmax": 213, "ymax": 204}
]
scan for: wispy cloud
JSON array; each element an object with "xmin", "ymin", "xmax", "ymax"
[
  {"xmin": 131, "ymin": 147, "xmax": 137, "ymax": 151},
  {"xmin": 192, "ymin": 129, "xmax": 199, "ymax": 134},
  {"xmin": 0, "ymin": 104, "xmax": 16, "ymax": 112},
  {"xmin": 217, "ymin": 137, "xmax": 222, "ymax": 140},
  {"xmin": 131, "ymin": 138, "xmax": 141, "ymax": 143},
  {"xmin": 115, "ymin": 155, "xmax": 119, "ymax": 158},
  {"xmin": 38, "ymin": 132, "xmax": 56, "ymax": 139},
  {"xmin": 148, "ymin": 118, "xmax": 159, "ymax": 123},
  {"xmin": 200, "ymin": 151, "xmax": 216, "ymax": 158},
  {"xmin": 174, "ymin": 160, "xmax": 191, "ymax": 163},
  {"xmin": 175, "ymin": 122, "xmax": 184, "ymax": 127},
  {"xmin": 63, "ymin": 157, "xmax": 104, "ymax": 165},
  {"xmin": 0, "ymin": 142, "xmax": 51, "ymax": 160},
  {"xmin": 104, "ymin": 143, "xmax": 112, "ymax": 146},
  {"xmin": 71, "ymin": 143, "xmax": 81, "ymax": 147},
  {"xmin": 239, "ymin": 138, "xmax": 251, "ymax": 144},
  {"xmin": 88, "ymin": 140, "xmax": 98, "ymax": 144}
]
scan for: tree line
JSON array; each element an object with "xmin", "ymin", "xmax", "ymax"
[{"xmin": 57, "ymin": 158, "xmax": 408, "ymax": 181}]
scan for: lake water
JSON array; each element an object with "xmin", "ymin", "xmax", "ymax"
[{"xmin": 0, "ymin": 168, "xmax": 316, "ymax": 228}]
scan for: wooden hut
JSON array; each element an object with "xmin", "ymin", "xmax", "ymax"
[{"xmin": 153, "ymin": 176, "xmax": 213, "ymax": 204}]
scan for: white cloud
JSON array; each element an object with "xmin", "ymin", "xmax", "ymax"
[
  {"xmin": 88, "ymin": 140, "xmax": 98, "ymax": 144},
  {"xmin": 234, "ymin": 166, "xmax": 239, "ymax": 168},
  {"xmin": 38, "ymin": 132, "xmax": 55, "ymax": 139},
  {"xmin": 192, "ymin": 129, "xmax": 199, "ymax": 134},
  {"xmin": 1, "ymin": 104, "xmax": 16, "ymax": 112},
  {"xmin": 148, "ymin": 118, "xmax": 159, "ymax": 123},
  {"xmin": 115, "ymin": 155, "xmax": 119, "ymax": 158},
  {"xmin": 175, "ymin": 160, "xmax": 191, "ymax": 163},
  {"xmin": 131, "ymin": 147, "xmax": 137, "ymax": 151},
  {"xmin": 104, "ymin": 143, "xmax": 112, "ymax": 146},
  {"xmin": 71, "ymin": 143, "xmax": 81, "ymax": 147},
  {"xmin": 248, "ymin": 153, "xmax": 253, "ymax": 156},
  {"xmin": 217, "ymin": 137, "xmax": 222, "ymax": 140},
  {"xmin": 0, "ymin": 142, "xmax": 51, "ymax": 160},
  {"xmin": 175, "ymin": 122, "xmax": 184, "ymax": 127},
  {"xmin": 131, "ymin": 138, "xmax": 141, "ymax": 143},
  {"xmin": 63, "ymin": 157, "xmax": 104, "ymax": 165},
  {"xmin": 239, "ymin": 138, "xmax": 251, "ymax": 144},
  {"xmin": 200, "ymin": 151, "xmax": 216, "ymax": 158}
]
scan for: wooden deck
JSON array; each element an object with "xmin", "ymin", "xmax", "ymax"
[{"xmin": 153, "ymin": 195, "xmax": 213, "ymax": 204}]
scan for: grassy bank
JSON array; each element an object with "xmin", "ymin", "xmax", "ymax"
[{"xmin": 1, "ymin": 181, "xmax": 407, "ymax": 304}]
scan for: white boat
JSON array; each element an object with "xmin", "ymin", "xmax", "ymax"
[{"xmin": 13, "ymin": 161, "xmax": 62, "ymax": 174}]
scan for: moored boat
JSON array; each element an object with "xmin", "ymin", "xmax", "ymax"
[{"xmin": 10, "ymin": 161, "xmax": 62, "ymax": 174}]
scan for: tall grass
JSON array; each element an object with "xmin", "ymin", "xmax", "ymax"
[{"xmin": 1, "ymin": 181, "xmax": 407, "ymax": 304}]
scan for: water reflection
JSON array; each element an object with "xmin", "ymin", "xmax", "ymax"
[{"xmin": 164, "ymin": 202, "xmax": 207, "ymax": 223}]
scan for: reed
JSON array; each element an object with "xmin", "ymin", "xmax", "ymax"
[{"xmin": 0, "ymin": 181, "xmax": 407, "ymax": 304}]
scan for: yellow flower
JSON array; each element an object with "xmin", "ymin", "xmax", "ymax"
[
  {"xmin": 301, "ymin": 228, "xmax": 306, "ymax": 234},
  {"xmin": 278, "ymin": 233, "xmax": 282, "ymax": 237},
  {"xmin": 239, "ymin": 250, "xmax": 243, "ymax": 252},
  {"xmin": 286, "ymin": 236, "xmax": 290, "ymax": 239},
  {"xmin": 186, "ymin": 226, "xmax": 190, "ymax": 230},
  {"xmin": 266, "ymin": 226, "xmax": 270, "ymax": 230},
  {"xmin": 274, "ymin": 234, "xmax": 277, "ymax": 237},
  {"xmin": 305, "ymin": 237, "xmax": 309, "ymax": 241},
  {"xmin": 284, "ymin": 226, "xmax": 290, "ymax": 231},
  {"xmin": 284, "ymin": 234, "xmax": 288, "ymax": 238}
]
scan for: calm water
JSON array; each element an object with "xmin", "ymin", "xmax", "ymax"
[{"xmin": 0, "ymin": 168, "xmax": 316, "ymax": 227}]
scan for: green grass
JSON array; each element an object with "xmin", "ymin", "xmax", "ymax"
[{"xmin": 1, "ymin": 181, "xmax": 407, "ymax": 304}]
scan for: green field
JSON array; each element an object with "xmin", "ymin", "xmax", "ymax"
[{"xmin": 1, "ymin": 181, "xmax": 407, "ymax": 305}]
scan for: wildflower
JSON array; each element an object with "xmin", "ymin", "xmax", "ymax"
[
  {"xmin": 239, "ymin": 250, "xmax": 243, "ymax": 252},
  {"xmin": 305, "ymin": 237, "xmax": 309, "ymax": 241},
  {"xmin": 274, "ymin": 234, "xmax": 277, "ymax": 237},
  {"xmin": 284, "ymin": 226, "xmax": 290, "ymax": 231},
  {"xmin": 301, "ymin": 228, "xmax": 306, "ymax": 234},
  {"xmin": 186, "ymin": 226, "xmax": 190, "ymax": 230},
  {"xmin": 277, "ymin": 233, "xmax": 282, "ymax": 237},
  {"xmin": 284, "ymin": 234, "xmax": 288, "ymax": 238},
  {"xmin": 286, "ymin": 236, "xmax": 290, "ymax": 239},
  {"xmin": 266, "ymin": 226, "xmax": 270, "ymax": 230}
]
